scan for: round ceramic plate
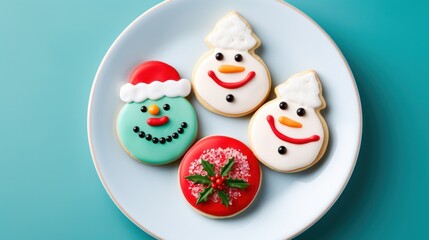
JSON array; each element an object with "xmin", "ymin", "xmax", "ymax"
[{"xmin": 87, "ymin": 0, "xmax": 362, "ymax": 238}]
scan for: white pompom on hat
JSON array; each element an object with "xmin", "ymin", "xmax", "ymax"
[
  {"xmin": 276, "ymin": 70, "xmax": 324, "ymax": 108},
  {"xmin": 206, "ymin": 12, "xmax": 259, "ymax": 51},
  {"xmin": 120, "ymin": 61, "xmax": 191, "ymax": 103}
]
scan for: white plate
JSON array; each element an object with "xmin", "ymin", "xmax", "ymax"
[{"xmin": 87, "ymin": 0, "xmax": 362, "ymax": 238}]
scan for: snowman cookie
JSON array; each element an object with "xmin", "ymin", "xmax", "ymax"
[
  {"xmin": 179, "ymin": 136, "xmax": 261, "ymax": 218},
  {"xmin": 248, "ymin": 70, "xmax": 329, "ymax": 172},
  {"xmin": 193, "ymin": 12, "xmax": 271, "ymax": 117},
  {"xmin": 117, "ymin": 61, "xmax": 198, "ymax": 165}
]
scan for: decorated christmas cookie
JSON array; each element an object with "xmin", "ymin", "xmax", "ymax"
[
  {"xmin": 248, "ymin": 70, "xmax": 329, "ymax": 172},
  {"xmin": 192, "ymin": 12, "xmax": 271, "ymax": 117},
  {"xmin": 179, "ymin": 136, "xmax": 262, "ymax": 218},
  {"xmin": 116, "ymin": 61, "xmax": 198, "ymax": 165}
]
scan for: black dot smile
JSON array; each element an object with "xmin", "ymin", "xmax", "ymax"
[{"xmin": 132, "ymin": 122, "xmax": 188, "ymax": 144}]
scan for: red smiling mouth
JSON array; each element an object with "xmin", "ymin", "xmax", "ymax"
[
  {"xmin": 266, "ymin": 115, "xmax": 320, "ymax": 144},
  {"xmin": 147, "ymin": 116, "xmax": 169, "ymax": 126},
  {"xmin": 208, "ymin": 70, "xmax": 256, "ymax": 89}
]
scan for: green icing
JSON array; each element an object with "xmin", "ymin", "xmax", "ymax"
[{"xmin": 117, "ymin": 96, "xmax": 198, "ymax": 165}]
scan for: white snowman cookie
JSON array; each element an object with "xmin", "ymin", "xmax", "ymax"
[
  {"xmin": 248, "ymin": 70, "xmax": 329, "ymax": 172},
  {"xmin": 193, "ymin": 12, "xmax": 271, "ymax": 117}
]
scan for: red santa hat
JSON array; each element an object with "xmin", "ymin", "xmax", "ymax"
[{"xmin": 120, "ymin": 61, "xmax": 191, "ymax": 103}]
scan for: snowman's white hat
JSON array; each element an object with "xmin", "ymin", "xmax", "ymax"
[
  {"xmin": 120, "ymin": 61, "xmax": 191, "ymax": 103},
  {"xmin": 276, "ymin": 70, "xmax": 324, "ymax": 109},
  {"xmin": 206, "ymin": 12, "xmax": 259, "ymax": 51}
]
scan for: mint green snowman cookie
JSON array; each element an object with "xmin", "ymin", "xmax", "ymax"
[{"xmin": 116, "ymin": 61, "xmax": 198, "ymax": 165}]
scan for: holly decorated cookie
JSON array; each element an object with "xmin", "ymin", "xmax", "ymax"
[
  {"xmin": 248, "ymin": 70, "xmax": 329, "ymax": 172},
  {"xmin": 192, "ymin": 12, "xmax": 271, "ymax": 117},
  {"xmin": 116, "ymin": 61, "xmax": 198, "ymax": 165},
  {"xmin": 179, "ymin": 136, "xmax": 262, "ymax": 218}
]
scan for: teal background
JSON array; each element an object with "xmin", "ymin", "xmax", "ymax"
[{"xmin": 0, "ymin": 0, "xmax": 427, "ymax": 239}]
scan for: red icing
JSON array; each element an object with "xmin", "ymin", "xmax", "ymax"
[
  {"xmin": 208, "ymin": 70, "xmax": 256, "ymax": 89},
  {"xmin": 129, "ymin": 61, "xmax": 181, "ymax": 85},
  {"xmin": 179, "ymin": 136, "xmax": 261, "ymax": 217},
  {"xmin": 147, "ymin": 116, "xmax": 169, "ymax": 126},
  {"xmin": 266, "ymin": 115, "xmax": 320, "ymax": 144}
]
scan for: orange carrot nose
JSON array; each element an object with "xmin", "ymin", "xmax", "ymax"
[
  {"xmin": 278, "ymin": 116, "xmax": 302, "ymax": 128},
  {"xmin": 148, "ymin": 104, "xmax": 160, "ymax": 115},
  {"xmin": 218, "ymin": 65, "xmax": 245, "ymax": 73}
]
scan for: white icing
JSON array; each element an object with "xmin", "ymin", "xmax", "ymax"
[
  {"xmin": 120, "ymin": 79, "xmax": 191, "ymax": 103},
  {"xmin": 206, "ymin": 13, "xmax": 258, "ymax": 51},
  {"xmin": 277, "ymin": 71, "xmax": 322, "ymax": 108},
  {"xmin": 193, "ymin": 49, "xmax": 270, "ymax": 115},
  {"xmin": 248, "ymin": 100, "xmax": 325, "ymax": 172}
]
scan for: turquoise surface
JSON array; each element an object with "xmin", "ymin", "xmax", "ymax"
[{"xmin": 0, "ymin": 0, "xmax": 428, "ymax": 239}]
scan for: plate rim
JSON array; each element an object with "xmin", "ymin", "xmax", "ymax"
[{"xmin": 87, "ymin": 0, "xmax": 363, "ymax": 238}]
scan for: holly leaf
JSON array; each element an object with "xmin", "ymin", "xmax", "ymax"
[
  {"xmin": 217, "ymin": 190, "xmax": 230, "ymax": 207},
  {"xmin": 196, "ymin": 187, "xmax": 213, "ymax": 204},
  {"xmin": 186, "ymin": 175, "xmax": 211, "ymax": 184},
  {"xmin": 220, "ymin": 158, "xmax": 235, "ymax": 177},
  {"xmin": 201, "ymin": 160, "xmax": 215, "ymax": 177},
  {"xmin": 226, "ymin": 179, "xmax": 249, "ymax": 190}
]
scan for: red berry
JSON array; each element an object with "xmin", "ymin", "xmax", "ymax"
[
  {"xmin": 216, "ymin": 179, "xmax": 222, "ymax": 185},
  {"xmin": 211, "ymin": 183, "xmax": 216, "ymax": 188},
  {"xmin": 217, "ymin": 186, "xmax": 223, "ymax": 190},
  {"xmin": 215, "ymin": 173, "xmax": 220, "ymax": 178},
  {"xmin": 222, "ymin": 176, "xmax": 226, "ymax": 180},
  {"xmin": 210, "ymin": 177, "xmax": 215, "ymax": 182}
]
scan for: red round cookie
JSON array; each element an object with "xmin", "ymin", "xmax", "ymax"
[{"xmin": 179, "ymin": 136, "xmax": 261, "ymax": 218}]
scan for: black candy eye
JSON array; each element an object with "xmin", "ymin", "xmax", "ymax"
[
  {"xmin": 140, "ymin": 106, "xmax": 147, "ymax": 112},
  {"xmin": 163, "ymin": 104, "xmax": 170, "ymax": 111},
  {"xmin": 279, "ymin": 101, "xmax": 288, "ymax": 110},
  {"xmin": 234, "ymin": 54, "xmax": 243, "ymax": 62},
  {"xmin": 215, "ymin": 52, "xmax": 224, "ymax": 61},
  {"xmin": 297, "ymin": 108, "xmax": 306, "ymax": 116}
]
